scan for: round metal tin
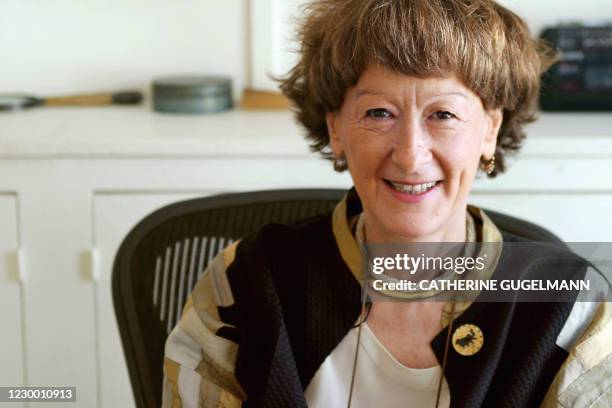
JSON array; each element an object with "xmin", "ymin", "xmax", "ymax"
[{"xmin": 152, "ymin": 75, "xmax": 233, "ymax": 114}]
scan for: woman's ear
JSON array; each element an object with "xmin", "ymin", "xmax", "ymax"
[
  {"xmin": 483, "ymin": 108, "xmax": 503, "ymax": 158},
  {"xmin": 326, "ymin": 111, "xmax": 343, "ymax": 157}
]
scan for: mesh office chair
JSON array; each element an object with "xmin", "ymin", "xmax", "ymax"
[{"xmin": 112, "ymin": 188, "xmax": 562, "ymax": 408}]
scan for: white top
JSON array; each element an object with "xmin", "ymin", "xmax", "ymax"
[{"xmin": 304, "ymin": 322, "xmax": 451, "ymax": 408}]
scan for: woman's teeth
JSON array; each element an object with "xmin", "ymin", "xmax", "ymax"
[{"xmin": 388, "ymin": 180, "xmax": 437, "ymax": 194}]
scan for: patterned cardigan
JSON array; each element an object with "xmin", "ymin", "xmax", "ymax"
[{"xmin": 162, "ymin": 191, "xmax": 611, "ymax": 407}]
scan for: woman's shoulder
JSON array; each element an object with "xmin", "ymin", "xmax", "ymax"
[
  {"xmin": 542, "ymin": 301, "xmax": 612, "ymax": 407},
  {"xmin": 226, "ymin": 210, "xmax": 338, "ymax": 266},
  {"xmin": 188, "ymin": 209, "xmax": 340, "ymax": 311}
]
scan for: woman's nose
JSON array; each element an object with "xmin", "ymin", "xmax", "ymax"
[{"xmin": 390, "ymin": 120, "xmax": 432, "ymax": 172}]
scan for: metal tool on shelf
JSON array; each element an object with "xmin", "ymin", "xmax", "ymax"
[{"xmin": 0, "ymin": 91, "xmax": 143, "ymax": 111}]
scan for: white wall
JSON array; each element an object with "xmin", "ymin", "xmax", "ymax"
[
  {"xmin": 0, "ymin": 0, "xmax": 610, "ymax": 98},
  {"xmin": 249, "ymin": 0, "xmax": 612, "ymax": 91},
  {"xmin": 0, "ymin": 0, "xmax": 246, "ymax": 101},
  {"xmin": 498, "ymin": 0, "xmax": 612, "ymax": 37}
]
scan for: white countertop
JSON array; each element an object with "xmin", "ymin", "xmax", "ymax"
[{"xmin": 0, "ymin": 107, "xmax": 610, "ymax": 158}]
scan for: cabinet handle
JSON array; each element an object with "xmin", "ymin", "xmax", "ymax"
[
  {"xmin": 16, "ymin": 248, "xmax": 26, "ymax": 283},
  {"xmin": 89, "ymin": 248, "xmax": 100, "ymax": 282}
]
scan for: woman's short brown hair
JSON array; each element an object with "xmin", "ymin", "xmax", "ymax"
[{"xmin": 279, "ymin": 0, "xmax": 556, "ymax": 176}]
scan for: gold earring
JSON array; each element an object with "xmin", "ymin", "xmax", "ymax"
[
  {"xmin": 482, "ymin": 155, "xmax": 496, "ymax": 175},
  {"xmin": 333, "ymin": 154, "xmax": 347, "ymax": 171}
]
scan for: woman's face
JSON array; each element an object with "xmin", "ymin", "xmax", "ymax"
[{"xmin": 327, "ymin": 65, "xmax": 502, "ymax": 242}]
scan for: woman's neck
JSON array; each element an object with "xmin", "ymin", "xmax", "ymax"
[{"xmin": 362, "ymin": 208, "xmax": 468, "ymax": 243}]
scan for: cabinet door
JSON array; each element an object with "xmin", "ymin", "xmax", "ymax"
[
  {"xmin": 0, "ymin": 194, "xmax": 25, "ymax": 407},
  {"xmin": 93, "ymin": 192, "xmax": 213, "ymax": 408},
  {"xmin": 469, "ymin": 193, "xmax": 612, "ymax": 241}
]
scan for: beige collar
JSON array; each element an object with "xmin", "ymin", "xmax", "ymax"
[{"xmin": 331, "ymin": 191, "xmax": 503, "ymax": 325}]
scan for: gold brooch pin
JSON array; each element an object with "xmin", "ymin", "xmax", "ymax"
[{"xmin": 452, "ymin": 324, "xmax": 484, "ymax": 356}]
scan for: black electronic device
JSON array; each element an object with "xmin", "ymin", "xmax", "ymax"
[{"xmin": 540, "ymin": 24, "xmax": 612, "ymax": 111}]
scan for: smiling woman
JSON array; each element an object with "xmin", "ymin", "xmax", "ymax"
[
  {"xmin": 161, "ymin": 1, "xmax": 611, "ymax": 407},
  {"xmin": 280, "ymin": 0, "xmax": 552, "ymax": 177},
  {"xmin": 325, "ymin": 69, "xmax": 503, "ymax": 242}
]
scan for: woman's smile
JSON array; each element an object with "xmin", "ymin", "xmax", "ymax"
[{"xmin": 383, "ymin": 179, "xmax": 443, "ymax": 203}]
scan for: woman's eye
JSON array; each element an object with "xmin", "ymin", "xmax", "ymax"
[
  {"xmin": 432, "ymin": 110, "xmax": 455, "ymax": 120},
  {"xmin": 365, "ymin": 108, "xmax": 393, "ymax": 119}
]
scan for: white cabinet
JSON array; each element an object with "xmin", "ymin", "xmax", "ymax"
[
  {"xmin": 470, "ymin": 194, "xmax": 612, "ymax": 241},
  {"xmin": 0, "ymin": 108, "xmax": 610, "ymax": 407},
  {"xmin": 470, "ymin": 156, "xmax": 612, "ymax": 241},
  {"xmin": 4, "ymin": 161, "xmax": 100, "ymax": 408},
  {"xmin": 93, "ymin": 192, "xmax": 209, "ymax": 408},
  {"xmin": 0, "ymin": 194, "xmax": 25, "ymax": 408}
]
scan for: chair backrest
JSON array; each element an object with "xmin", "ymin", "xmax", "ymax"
[
  {"xmin": 112, "ymin": 189, "xmax": 562, "ymax": 408},
  {"xmin": 112, "ymin": 189, "xmax": 346, "ymax": 408}
]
